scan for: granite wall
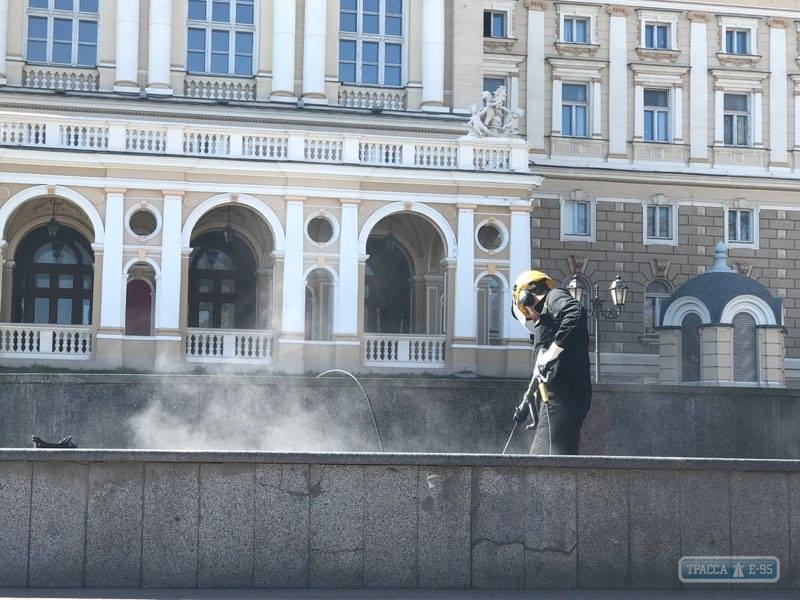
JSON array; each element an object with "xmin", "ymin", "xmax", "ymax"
[
  {"xmin": 0, "ymin": 451, "xmax": 797, "ymax": 590},
  {"xmin": 0, "ymin": 374, "xmax": 799, "ymax": 458}
]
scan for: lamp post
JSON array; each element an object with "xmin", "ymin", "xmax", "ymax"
[{"xmin": 568, "ymin": 274, "xmax": 628, "ymax": 383}]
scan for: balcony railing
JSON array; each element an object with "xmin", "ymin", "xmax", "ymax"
[
  {"xmin": 185, "ymin": 329, "xmax": 274, "ymax": 363},
  {"xmin": 0, "ymin": 111, "xmax": 530, "ymax": 173},
  {"xmin": 363, "ymin": 334, "xmax": 446, "ymax": 368},
  {"xmin": 0, "ymin": 324, "xmax": 92, "ymax": 359}
]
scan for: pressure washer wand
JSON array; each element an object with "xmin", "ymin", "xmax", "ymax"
[{"xmin": 501, "ymin": 370, "xmax": 539, "ymax": 455}]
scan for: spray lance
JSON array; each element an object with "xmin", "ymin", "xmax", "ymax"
[{"xmin": 501, "ymin": 353, "xmax": 552, "ymax": 455}]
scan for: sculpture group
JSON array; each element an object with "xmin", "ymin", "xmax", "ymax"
[{"xmin": 467, "ymin": 85, "xmax": 523, "ymax": 137}]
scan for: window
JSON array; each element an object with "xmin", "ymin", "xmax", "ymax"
[
  {"xmin": 644, "ymin": 23, "xmax": 669, "ymax": 49},
  {"xmin": 561, "ymin": 83, "xmax": 588, "ymax": 137},
  {"xmin": 681, "ymin": 312, "xmax": 702, "ymax": 382},
  {"xmin": 563, "ymin": 199, "xmax": 590, "ymax": 236},
  {"xmin": 27, "ymin": 0, "xmax": 98, "ymax": 67},
  {"xmin": 725, "ymin": 29, "xmax": 750, "ymax": 54},
  {"xmin": 644, "ymin": 280, "xmax": 672, "ymax": 335},
  {"xmin": 187, "ymin": 0, "xmax": 254, "ymax": 76},
  {"xmin": 646, "ymin": 205, "xmax": 672, "ymax": 240},
  {"xmin": 483, "ymin": 76, "xmax": 506, "ymax": 95},
  {"xmin": 563, "ymin": 17, "xmax": 589, "ymax": 43},
  {"xmin": 339, "ymin": 0, "xmax": 403, "ymax": 87},
  {"xmin": 728, "ymin": 209, "xmax": 753, "ymax": 244},
  {"xmin": 723, "ymin": 93, "xmax": 749, "ymax": 146},
  {"xmin": 643, "ymin": 89, "xmax": 669, "ymax": 142},
  {"xmin": 476, "ymin": 275, "xmax": 503, "ymax": 346},
  {"xmin": 733, "ymin": 312, "xmax": 758, "ymax": 382},
  {"xmin": 483, "ymin": 10, "xmax": 507, "ymax": 38}
]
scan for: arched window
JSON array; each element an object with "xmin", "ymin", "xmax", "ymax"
[
  {"xmin": 364, "ymin": 236, "xmax": 412, "ymax": 333},
  {"xmin": 12, "ymin": 225, "xmax": 93, "ymax": 325},
  {"xmin": 188, "ymin": 232, "xmax": 256, "ymax": 329},
  {"xmin": 476, "ymin": 275, "xmax": 503, "ymax": 345},
  {"xmin": 305, "ymin": 269, "xmax": 335, "ymax": 341},
  {"xmin": 681, "ymin": 312, "xmax": 702, "ymax": 382},
  {"xmin": 644, "ymin": 279, "xmax": 672, "ymax": 335},
  {"xmin": 733, "ymin": 312, "xmax": 758, "ymax": 382}
]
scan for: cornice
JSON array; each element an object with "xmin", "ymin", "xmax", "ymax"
[{"xmin": 524, "ymin": 0, "xmax": 548, "ymax": 10}]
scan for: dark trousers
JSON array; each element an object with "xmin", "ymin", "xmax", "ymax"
[{"xmin": 530, "ymin": 383, "xmax": 590, "ymax": 455}]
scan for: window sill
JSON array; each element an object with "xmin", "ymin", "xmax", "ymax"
[
  {"xmin": 713, "ymin": 146, "xmax": 767, "ymax": 168},
  {"xmin": 716, "ymin": 52, "xmax": 762, "ymax": 67},
  {"xmin": 639, "ymin": 333, "xmax": 659, "ymax": 345},
  {"xmin": 483, "ymin": 37, "xmax": 518, "ymax": 51},
  {"xmin": 632, "ymin": 141, "xmax": 689, "ymax": 163},
  {"xmin": 554, "ymin": 42, "xmax": 600, "ymax": 57},
  {"xmin": 644, "ymin": 237, "xmax": 678, "ymax": 247},
  {"xmin": 635, "ymin": 47, "xmax": 681, "ymax": 63}
]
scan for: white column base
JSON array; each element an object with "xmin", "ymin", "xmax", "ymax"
[
  {"xmin": 145, "ymin": 86, "xmax": 173, "ymax": 96},
  {"xmin": 420, "ymin": 105, "xmax": 450, "ymax": 113},
  {"xmin": 113, "ymin": 83, "xmax": 140, "ymax": 93},
  {"xmin": 300, "ymin": 96, "xmax": 328, "ymax": 105},
  {"xmin": 270, "ymin": 95, "xmax": 298, "ymax": 103}
]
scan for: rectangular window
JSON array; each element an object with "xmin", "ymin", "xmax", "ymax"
[
  {"xmin": 723, "ymin": 93, "xmax": 749, "ymax": 146},
  {"xmin": 644, "ymin": 89, "xmax": 669, "ymax": 142},
  {"xmin": 57, "ymin": 298, "xmax": 72, "ymax": 325},
  {"xmin": 483, "ymin": 10, "xmax": 507, "ymax": 38},
  {"xmin": 26, "ymin": 0, "xmax": 98, "ymax": 66},
  {"xmin": 647, "ymin": 205, "xmax": 672, "ymax": 239},
  {"xmin": 186, "ymin": 0, "xmax": 254, "ymax": 76},
  {"xmin": 644, "ymin": 23, "xmax": 669, "ymax": 49},
  {"xmin": 564, "ymin": 200, "xmax": 590, "ymax": 236},
  {"xmin": 563, "ymin": 17, "xmax": 589, "ymax": 43},
  {"xmin": 34, "ymin": 298, "xmax": 49, "ymax": 324},
  {"xmin": 483, "ymin": 76, "xmax": 505, "ymax": 94},
  {"xmin": 728, "ymin": 209, "xmax": 753, "ymax": 243},
  {"xmin": 561, "ymin": 83, "xmax": 588, "ymax": 138},
  {"xmin": 725, "ymin": 28, "xmax": 750, "ymax": 54},
  {"xmin": 339, "ymin": 0, "xmax": 404, "ymax": 87}
]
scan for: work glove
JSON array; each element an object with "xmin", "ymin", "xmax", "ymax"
[
  {"xmin": 513, "ymin": 400, "xmax": 529, "ymax": 424},
  {"xmin": 534, "ymin": 343, "xmax": 563, "ymax": 381}
]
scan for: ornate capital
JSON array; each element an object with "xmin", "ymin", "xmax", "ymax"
[
  {"xmin": 767, "ymin": 16, "xmax": 789, "ymax": 29},
  {"xmin": 606, "ymin": 5, "xmax": 630, "ymax": 17},
  {"xmin": 687, "ymin": 11, "xmax": 708, "ymax": 23},
  {"xmin": 524, "ymin": 0, "xmax": 548, "ymax": 10}
]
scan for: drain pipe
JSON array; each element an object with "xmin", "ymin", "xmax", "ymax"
[{"xmin": 316, "ymin": 369, "xmax": 384, "ymax": 452}]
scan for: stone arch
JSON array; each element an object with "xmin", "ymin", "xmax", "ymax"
[
  {"xmin": 0, "ymin": 185, "xmax": 105, "ymax": 244},
  {"xmin": 181, "ymin": 193, "xmax": 285, "ymax": 253},
  {"xmin": 720, "ymin": 295, "xmax": 777, "ymax": 326},
  {"xmin": 358, "ymin": 201, "xmax": 457, "ymax": 259},
  {"xmin": 662, "ymin": 296, "xmax": 712, "ymax": 327}
]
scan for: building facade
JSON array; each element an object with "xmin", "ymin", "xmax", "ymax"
[{"xmin": 0, "ymin": 0, "xmax": 799, "ymax": 384}]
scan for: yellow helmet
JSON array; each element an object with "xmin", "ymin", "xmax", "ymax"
[{"xmin": 512, "ymin": 270, "xmax": 555, "ymax": 325}]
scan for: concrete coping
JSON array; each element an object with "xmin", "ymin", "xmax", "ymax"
[{"xmin": 2, "ymin": 449, "xmax": 800, "ymax": 471}]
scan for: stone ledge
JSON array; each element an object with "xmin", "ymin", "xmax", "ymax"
[{"xmin": 1, "ymin": 449, "xmax": 799, "ymax": 471}]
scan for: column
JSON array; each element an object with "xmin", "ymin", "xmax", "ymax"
[
  {"xmin": 453, "ymin": 206, "xmax": 475, "ymax": 339},
  {"xmin": 421, "ymin": 0, "xmax": 445, "ymax": 109},
  {"xmin": 769, "ymin": 18, "xmax": 788, "ymax": 164},
  {"xmin": 753, "ymin": 91, "xmax": 763, "ymax": 147},
  {"xmin": 525, "ymin": 1, "xmax": 546, "ymax": 151},
  {"xmin": 0, "ymin": 258, "xmax": 11, "ymax": 322},
  {"xmin": 271, "ymin": 0, "xmax": 296, "ymax": 99},
  {"xmin": 0, "ymin": 241, "xmax": 5, "ymax": 317},
  {"xmin": 793, "ymin": 78, "xmax": 800, "ymax": 150},
  {"xmin": 591, "ymin": 80, "xmax": 602, "ymax": 138},
  {"xmin": 281, "ymin": 199, "xmax": 305, "ymax": 334},
  {"xmin": 508, "ymin": 202, "xmax": 532, "ymax": 341},
  {"xmin": 689, "ymin": 12, "xmax": 708, "ymax": 162},
  {"xmin": 159, "ymin": 192, "xmax": 183, "ymax": 330},
  {"xmin": 714, "ymin": 89, "xmax": 724, "ymax": 145},
  {"xmin": 633, "ymin": 84, "xmax": 644, "ymax": 140},
  {"xmin": 114, "ymin": 0, "xmax": 139, "ymax": 91},
  {"xmin": 147, "ymin": 0, "xmax": 173, "ymax": 94},
  {"xmin": 302, "ymin": 0, "xmax": 327, "ymax": 102},
  {"xmin": 673, "ymin": 86, "xmax": 684, "ymax": 143},
  {"xmin": 100, "ymin": 190, "xmax": 125, "ymax": 329},
  {"xmin": 0, "ymin": 0, "xmax": 8, "ymax": 85},
  {"xmin": 607, "ymin": 6, "xmax": 628, "ymax": 158},
  {"xmin": 551, "ymin": 79, "xmax": 562, "ymax": 135},
  {"xmin": 336, "ymin": 201, "xmax": 359, "ymax": 336}
]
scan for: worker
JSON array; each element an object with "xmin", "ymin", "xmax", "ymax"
[{"xmin": 511, "ymin": 270, "xmax": 591, "ymax": 455}]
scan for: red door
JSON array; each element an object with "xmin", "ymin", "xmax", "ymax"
[{"xmin": 125, "ymin": 279, "xmax": 152, "ymax": 336}]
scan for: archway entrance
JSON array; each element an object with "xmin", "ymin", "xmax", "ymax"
[
  {"xmin": 12, "ymin": 225, "xmax": 93, "ymax": 325},
  {"xmin": 125, "ymin": 262, "xmax": 155, "ymax": 336}
]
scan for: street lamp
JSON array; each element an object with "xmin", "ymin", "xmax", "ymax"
[{"xmin": 567, "ymin": 274, "xmax": 628, "ymax": 383}]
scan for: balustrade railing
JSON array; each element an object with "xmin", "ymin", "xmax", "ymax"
[
  {"xmin": 184, "ymin": 76, "xmax": 256, "ymax": 101},
  {"xmin": 0, "ymin": 111, "xmax": 527, "ymax": 172},
  {"xmin": 338, "ymin": 86, "xmax": 407, "ymax": 111},
  {"xmin": 0, "ymin": 324, "xmax": 92, "ymax": 359},
  {"xmin": 185, "ymin": 329, "xmax": 273, "ymax": 363},
  {"xmin": 22, "ymin": 67, "xmax": 99, "ymax": 92},
  {"xmin": 363, "ymin": 334, "xmax": 447, "ymax": 368}
]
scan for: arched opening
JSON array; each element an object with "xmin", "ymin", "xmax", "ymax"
[
  {"xmin": 125, "ymin": 263, "xmax": 155, "ymax": 336},
  {"xmin": 188, "ymin": 205, "xmax": 274, "ymax": 330},
  {"xmin": 644, "ymin": 279, "xmax": 672, "ymax": 335},
  {"xmin": 12, "ymin": 225, "xmax": 93, "ymax": 325},
  {"xmin": 305, "ymin": 269, "xmax": 334, "ymax": 341},
  {"xmin": 733, "ymin": 311, "xmax": 758, "ymax": 382},
  {"xmin": 681, "ymin": 312, "xmax": 702, "ymax": 382},
  {"xmin": 476, "ymin": 275, "xmax": 503, "ymax": 345},
  {"xmin": 363, "ymin": 213, "xmax": 446, "ymax": 334}
]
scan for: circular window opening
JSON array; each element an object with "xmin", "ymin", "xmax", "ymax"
[
  {"xmin": 477, "ymin": 223, "xmax": 503, "ymax": 251},
  {"xmin": 307, "ymin": 216, "xmax": 334, "ymax": 244},
  {"xmin": 130, "ymin": 210, "xmax": 157, "ymax": 237}
]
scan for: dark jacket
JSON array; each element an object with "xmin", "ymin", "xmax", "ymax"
[{"xmin": 531, "ymin": 288, "xmax": 592, "ymax": 402}]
